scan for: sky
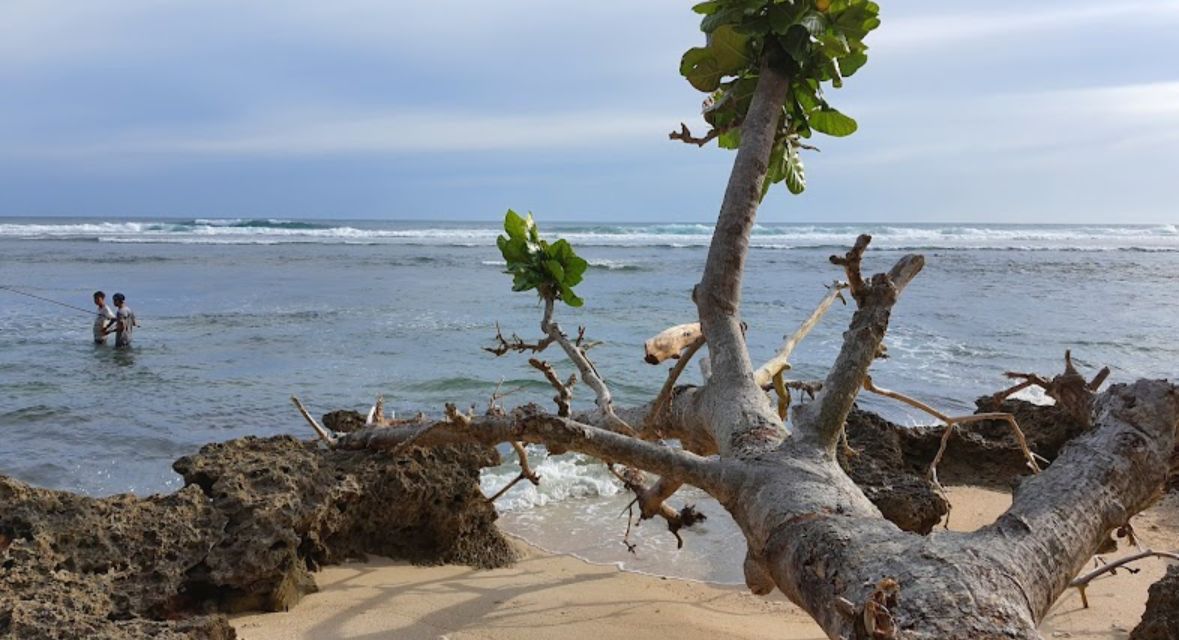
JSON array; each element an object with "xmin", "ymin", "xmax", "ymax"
[{"xmin": 1, "ymin": 1, "xmax": 1177, "ymax": 223}]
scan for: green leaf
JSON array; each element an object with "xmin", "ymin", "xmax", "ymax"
[
  {"xmin": 768, "ymin": 3, "xmax": 801, "ymax": 34},
  {"xmin": 818, "ymin": 32, "xmax": 850, "ymax": 57},
  {"xmin": 800, "ymin": 11, "xmax": 827, "ymax": 36},
  {"xmin": 838, "ymin": 50, "xmax": 868, "ymax": 77},
  {"xmin": 700, "ymin": 6, "xmax": 743, "ymax": 32},
  {"xmin": 762, "ymin": 140, "xmax": 787, "ymax": 200},
  {"xmin": 559, "ymin": 283, "xmax": 584, "ymax": 308},
  {"xmin": 783, "ymin": 142, "xmax": 806, "ymax": 194},
  {"xmin": 544, "ymin": 259, "xmax": 565, "ymax": 283},
  {"xmin": 497, "ymin": 235, "xmax": 529, "ymax": 264},
  {"xmin": 709, "ymin": 25, "xmax": 751, "ymax": 73},
  {"xmin": 692, "ymin": 0, "xmax": 722, "ymax": 14},
  {"xmin": 717, "ymin": 128, "xmax": 741, "ymax": 149},
  {"xmin": 564, "ymin": 255, "xmax": 588, "ymax": 286},
  {"xmin": 503, "ymin": 209, "xmax": 527, "ymax": 241},
  {"xmin": 680, "ymin": 47, "xmax": 723, "ymax": 92},
  {"xmin": 809, "ymin": 108, "xmax": 857, "ymax": 136}
]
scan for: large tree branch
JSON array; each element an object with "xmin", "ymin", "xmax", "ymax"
[
  {"xmin": 791, "ymin": 248, "xmax": 924, "ymax": 452},
  {"xmin": 333, "ymin": 406, "xmax": 733, "ymax": 501},
  {"xmin": 978, "ymin": 379, "xmax": 1179, "ymax": 621},
  {"xmin": 735, "ymin": 380, "xmax": 1178, "ymax": 639}
]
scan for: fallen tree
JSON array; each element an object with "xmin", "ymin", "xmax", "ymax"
[{"xmin": 307, "ymin": 3, "xmax": 1178, "ymax": 638}]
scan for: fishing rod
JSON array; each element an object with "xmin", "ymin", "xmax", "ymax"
[{"xmin": 0, "ymin": 285, "xmax": 98, "ymax": 317}]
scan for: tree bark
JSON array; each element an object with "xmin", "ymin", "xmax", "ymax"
[{"xmin": 693, "ymin": 57, "xmax": 791, "ymax": 459}]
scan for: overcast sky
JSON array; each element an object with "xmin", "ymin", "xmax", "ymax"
[{"xmin": 1, "ymin": 1, "xmax": 1177, "ymax": 223}]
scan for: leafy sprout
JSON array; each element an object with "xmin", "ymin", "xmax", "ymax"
[
  {"xmin": 496, "ymin": 210, "xmax": 589, "ymax": 307},
  {"xmin": 680, "ymin": 0, "xmax": 881, "ymax": 197}
]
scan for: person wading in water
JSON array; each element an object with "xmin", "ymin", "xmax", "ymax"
[
  {"xmin": 104, "ymin": 293, "xmax": 139, "ymax": 349},
  {"xmin": 92, "ymin": 291, "xmax": 116, "ymax": 346}
]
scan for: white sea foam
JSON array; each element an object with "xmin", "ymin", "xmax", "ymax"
[
  {"xmin": 480, "ymin": 447, "xmax": 622, "ymax": 511},
  {"xmin": 4, "ymin": 219, "xmax": 1179, "ymax": 251}
]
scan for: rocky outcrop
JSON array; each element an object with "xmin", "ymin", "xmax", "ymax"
[
  {"xmin": 0, "ymin": 435, "xmax": 516, "ymax": 640},
  {"xmin": 840, "ymin": 408, "xmax": 949, "ymax": 534},
  {"xmin": 838, "ymin": 396, "xmax": 1130, "ymax": 534},
  {"xmin": 0, "ymin": 479, "xmax": 236, "ymax": 640},
  {"xmin": 1132, "ymin": 566, "xmax": 1179, "ymax": 640}
]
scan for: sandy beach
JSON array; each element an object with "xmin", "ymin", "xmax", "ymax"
[{"xmin": 233, "ymin": 487, "xmax": 1179, "ymax": 640}]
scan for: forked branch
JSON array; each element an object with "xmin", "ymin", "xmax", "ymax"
[{"xmin": 791, "ymin": 237, "xmax": 924, "ymax": 450}]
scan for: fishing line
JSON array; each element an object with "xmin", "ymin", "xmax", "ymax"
[{"xmin": 0, "ymin": 285, "xmax": 99, "ymax": 317}]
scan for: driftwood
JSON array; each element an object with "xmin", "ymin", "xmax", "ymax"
[
  {"xmin": 301, "ymin": 57, "xmax": 1178, "ymax": 640},
  {"xmin": 644, "ymin": 323, "xmax": 703, "ymax": 364}
]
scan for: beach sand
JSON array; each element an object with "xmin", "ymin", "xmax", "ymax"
[{"xmin": 233, "ymin": 487, "xmax": 1179, "ymax": 640}]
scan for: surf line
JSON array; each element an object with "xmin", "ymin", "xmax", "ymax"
[{"xmin": 0, "ymin": 285, "xmax": 97, "ymax": 317}]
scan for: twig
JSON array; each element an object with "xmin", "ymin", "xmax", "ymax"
[
  {"xmin": 486, "ymin": 441, "xmax": 542, "ymax": 503},
  {"xmin": 1069, "ymin": 549, "xmax": 1179, "ymax": 608},
  {"xmin": 864, "ymin": 375, "xmax": 1041, "ymax": 473},
  {"xmin": 529, "ymin": 358, "xmax": 577, "ymax": 417},
  {"xmin": 668, "ymin": 122, "xmax": 721, "ymax": 147},
  {"xmin": 291, "ymin": 396, "xmax": 337, "ymax": 445},
  {"xmin": 484, "ymin": 321, "xmax": 556, "ymax": 356}
]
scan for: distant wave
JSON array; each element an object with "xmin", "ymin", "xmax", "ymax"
[{"xmin": 3, "ymin": 219, "xmax": 1178, "ymax": 251}]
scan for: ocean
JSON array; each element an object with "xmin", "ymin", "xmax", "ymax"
[{"xmin": 1, "ymin": 217, "xmax": 1177, "ymax": 584}]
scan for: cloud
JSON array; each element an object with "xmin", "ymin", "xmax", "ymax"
[
  {"xmin": 834, "ymin": 81, "xmax": 1179, "ymax": 166},
  {"xmin": 875, "ymin": 1, "xmax": 1179, "ymax": 52},
  {"xmin": 10, "ymin": 107, "xmax": 686, "ymax": 158}
]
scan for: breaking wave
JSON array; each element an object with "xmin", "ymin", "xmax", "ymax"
[{"xmin": 1, "ymin": 219, "xmax": 1177, "ymax": 251}]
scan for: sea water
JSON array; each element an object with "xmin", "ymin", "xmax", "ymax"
[{"xmin": 1, "ymin": 217, "xmax": 1177, "ymax": 583}]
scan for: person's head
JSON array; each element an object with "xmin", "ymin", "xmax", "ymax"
[
  {"xmin": 112, "ymin": 293, "xmax": 125, "ymax": 308},
  {"xmin": 93, "ymin": 291, "xmax": 105, "ymax": 306}
]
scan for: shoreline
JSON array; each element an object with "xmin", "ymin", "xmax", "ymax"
[{"xmin": 231, "ymin": 487, "xmax": 1179, "ymax": 639}]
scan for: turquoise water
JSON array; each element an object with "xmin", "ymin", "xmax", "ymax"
[{"xmin": 1, "ymin": 217, "xmax": 1177, "ymax": 582}]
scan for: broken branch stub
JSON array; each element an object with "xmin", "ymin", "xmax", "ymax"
[{"xmin": 644, "ymin": 323, "xmax": 704, "ymax": 365}]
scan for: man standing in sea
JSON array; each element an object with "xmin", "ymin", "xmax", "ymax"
[
  {"xmin": 92, "ymin": 291, "xmax": 116, "ymax": 346},
  {"xmin": 108, "ymin": 293, "xmax": 138, "ymax": 349}
]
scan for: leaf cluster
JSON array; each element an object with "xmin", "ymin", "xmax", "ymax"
[
  {"xmin": 681, "ymin": 0, "xmax": 880, "ymax": 196},
  {"xmin": 496, "ymin": 210, "xmax": 589, "ymax": 307}
]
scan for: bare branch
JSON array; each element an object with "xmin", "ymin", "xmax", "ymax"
[
  {"xmin": 335, "ymin": 407, "xmax": 729, "ymax": 499},
  {"xmin": 486, "ymin": 441, "xmax": 541, "ymax": 503},
  {"xmin": 1069, "ymin": 549, "xmax": 1179, "ymax": 608},
  {"xmin": 862, "ymin": 376, "xmax": 1041, "ymax": 500},
  {"xmin": 542, "ymin": 307, "xmax": 636, "ymax": 436},
  {"xmin": 484, "ymin": 321, "xmax": 556, "ymax": 356},
  {"xmin": 291, "ymin": 396, "xmax": 337, "ymax": 444},
  {"xmin": 668, "ymin": 122, "xmax": 721, "ymax": 147},
  {"xmin": 528, "ymin": 358, "xmax": 576, "ymax": 417},
  {"xmin": 828, "ymin": 234, "xmax": 871, "ymax": 306},
  {"xmin": 644, "ymin": 335, "xmax": 706, "ymax": 435},
  {"xmin": 754, "ymin": 280, "xmax": 848, "ymax": 389}
]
